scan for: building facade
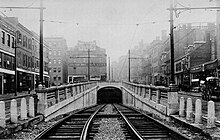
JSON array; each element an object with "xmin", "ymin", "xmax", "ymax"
[
  {"xmin": 0, "ymin": 16, "xmax": 16, "ymax": 94},
  {"xmin": 45, "ymin": 37, "xmax": 68, "ymax": 86},
  {"xmin": 68, "ymin": 40, "xmax": 107, "ymax": 82},
  {"xmin": 0, "ymin": 16, "xmax": 50, "ymax": 94}
]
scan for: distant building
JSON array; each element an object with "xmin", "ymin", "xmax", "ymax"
[
  {"xmin": 45, "ymin": 37, "xmax": 68, "ymax": 86},
  {"xmin": 68, "ymin": 40, "xmax": 107, "ymax": 82}
]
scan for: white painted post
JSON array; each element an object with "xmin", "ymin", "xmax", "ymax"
[
  {"xmin": 29, "ymin": 97, "xmax": 35, "ymax": 117},
  {"xmin": 10, "ymin": 99, "xmax": 18, "ymax": 123},
  {"xmin": 0, "ymin": 101, "xmax": 6, "ymax": 127},
  {"xmin": 195, "ymin": 99, "xmax": 202, "ymax": 124},
  {"xmin": 179, "ymin": 97, "xmax": 185, "ymax": 117},
  {"xmin": 186, "ymin": 98, "xmax": 193, "ymax": 121},
  {"xmin": 207, "ymin": 101, "xmax": 216, "ymax": 128},
  {"xmin": 20, "ymin": 98, "xmax": 27, "ymax": 120}
]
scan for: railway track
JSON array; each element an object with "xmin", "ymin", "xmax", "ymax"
[{"xmin": 35, "ymin": 104, "xmax": 189, "ymax": 140}]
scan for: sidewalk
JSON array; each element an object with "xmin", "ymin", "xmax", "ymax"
[
  {"xmin": 178, "ymin": 90, "xmax": 202, "ymax": 98},
  {"xmin": 0, "ymin": 90, "xmax": 36, "ymax": 101}
]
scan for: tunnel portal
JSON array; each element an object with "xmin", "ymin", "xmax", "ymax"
[{"xmin": 97, "ymin": 86, "xmax": 122, "ymax": 104}]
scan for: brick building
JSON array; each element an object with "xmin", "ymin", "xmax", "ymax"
[
  {"xmin": 45, "ymin": 37, "xmax": 68, "ymax": 86},
  {"xmin": 0, "ymin": 16, "xmax": 50, "ymax": 94},
  {"xmin": 161, "ymin": 23, "xmax": 216, "ymax": 90},
  {"xmin": 68, "ymin": 40, "xmax": 107, "ymax": 82}
]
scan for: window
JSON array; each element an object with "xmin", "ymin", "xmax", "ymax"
[
  {"xmin": 23, "ymin": 35, "xmax": 27, "ymax": 47},
  {"xmin": 17, "ymin": 33, "xmax": 22, "ymax": 44},
  {"xmin": 58, "ymin": 77, "xmax": 61, "ymax": 80},
  {"xmin": 23, "ymin": 54, "xmax": 26, "ymax": 66},
  {"xmin": 49, "ymin": 51, "xmax": 52, "ymax": 55},
  {"xmin": 53, "ymin": 67, "xmax": 56, "ymax": 72},
  {"xmin": 28, "ymin": 38, "xmax": 32, "ymax": 50},
  {"xmin": 58, "ymin": 51, "xmax": 61, "ymax": 55},
  {"xmin": 58, "ymin": 67, "xmax": 61, "ymax": 73},
  {"xmin": 31, "ymin": 56, "xmax": 34, "ymax": 68},
  {"xmin": 1, "ymin": 31, "xmax": 5, "ymax": 44},
  {"xmin": 58, "ymin": 59, "xmax": 61, "ymax": 64},
  {"xmin": 54, "ymin": 59, "xmax": 56, "ymax": 64},
  {"xmin": 53, "ymin": 77, "xmax": 56, "ymax": 80},
  {"xmin": 7, "ymin": 34, "xmax": 10, "ymax": 47},
  {"xmin": 11, "ymin": 37, "xmax": 15, "ymax": 48}
]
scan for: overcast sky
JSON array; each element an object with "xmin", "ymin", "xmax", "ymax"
[{"xmin": 0, "ymin": 0, "xmax": 216, "ymax": 61}]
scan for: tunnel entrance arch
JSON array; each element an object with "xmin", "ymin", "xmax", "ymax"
[{"xmin": 97, "ymin": 86, "xmax": 122, "ymax": 104}]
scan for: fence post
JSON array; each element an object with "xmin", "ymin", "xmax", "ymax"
[
  {"xmin": 0, "ymin": 101, "xmax": 6, "ymax": 127},
  {"xmin": 186, "ymin": 98, "xmax": 193, "ymax": 121},
  {"xmin": 207, "ymin": 101, "xmax": 216, "ymax": 128},
  {"xmin": 21, "ymin": 98, "xmax": 27, "ymax": 120},
  {"xmin": 195, "ymin": 99, "xmax": 202, "ymax": 124},
  {"xmin": 179, "ymin": 97, "xmax": 185, "ymax": 117},
  {"xmin": 10, "ymin": 99, "xmax": 18, "ymax": 123},
  {"xmin": 29, "ymin": 97, "xmax": 35, "ymax": 117}
]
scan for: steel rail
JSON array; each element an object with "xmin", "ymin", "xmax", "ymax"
[
  {"xmin": 113, "ymin": 104, "xmax": 145, "ymax": 140},
  {"xmin": 80, "ymin": 104, "xmax": 106, "ymax": 140},
  {"xmin": 34, "ymin": 104, "xmax": 100, "ymax": 140}
]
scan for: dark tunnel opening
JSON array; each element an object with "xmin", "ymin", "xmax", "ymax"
[{"xmin": 97, "ymin": 87, "xmax": 122, "ymax": 104}]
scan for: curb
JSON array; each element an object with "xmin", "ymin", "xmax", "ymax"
[
  {"xmin": 170, "ymin": 115, "xmax": 212, "ymax": 139},
  {"xmin": 0, "ymin": 115, "xmax": 44, "ymax": 138}
]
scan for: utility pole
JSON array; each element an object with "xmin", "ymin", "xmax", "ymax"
[
  {"xmin": 88, "ymin": 49, "xmax": 90, "ymax": 81},
  {"xmin": 39, "ymin": 0, "xmax": 44, "ymax": 87},
  {"xmin": 108, "ymin": 57, "xmax": 110, "ymax": 81},
  {"xmin": 128, "ymin": 50, "xmax": 131, "ymax": 82},
  {"xmin": 169, "ymin": 0, "xmax": 175, "ymax": 85}
]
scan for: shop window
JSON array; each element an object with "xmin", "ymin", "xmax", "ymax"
[
  {"xmin": 7, "ymin": 34, "xmax": 10, "ymax": 47},
  {"xmin": 1, "ymin": 31, "xmax": 5, "ymax": 44}
]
